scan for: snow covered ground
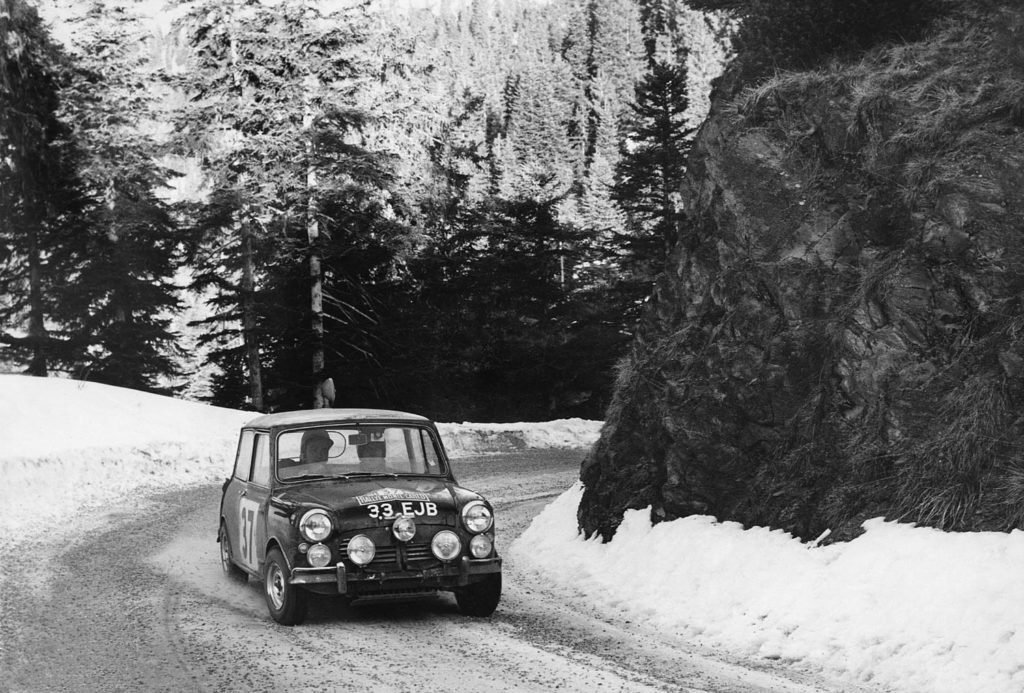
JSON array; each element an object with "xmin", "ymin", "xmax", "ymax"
[
  {"xmin": 2, "ymin": 374, "xmax": 1022, "ymax": 693},
  {"xmin": 514, "ymin": 488, "xmax": 1024, "ymax": 693}
]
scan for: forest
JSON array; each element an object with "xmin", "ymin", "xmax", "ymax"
[{"xmin": 0, "ymin": 0, "xmax": 727, "ymax": 421}]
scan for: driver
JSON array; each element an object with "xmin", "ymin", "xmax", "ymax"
[
  {"xmin": 357, "ymin": 440, "xmax": 386, "ymax": 472},
  {"xmin": 299, "ymin": 429, "xmax": 333, "ymax": 465}
]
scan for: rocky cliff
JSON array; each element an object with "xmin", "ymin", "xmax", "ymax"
[{"xmin": 579, "ymin": 6, "xmax": 1024, "ymax": 542}]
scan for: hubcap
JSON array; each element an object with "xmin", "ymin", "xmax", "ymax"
[
  {"xmin": 219, "ymin": 528, "xmax": 231, "ymax": 572},
  {"xmin": 266, "ymin": 563, "xmax": 285, "ymax": 609}
]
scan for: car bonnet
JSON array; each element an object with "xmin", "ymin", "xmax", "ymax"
[{"xmin": 272, "ymin": 477, "xmax": 463, "ymax": 521}]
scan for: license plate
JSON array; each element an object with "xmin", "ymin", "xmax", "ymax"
[{"xmin": 366, "ymin": 501, "xmax": 439, "ymax": 520}]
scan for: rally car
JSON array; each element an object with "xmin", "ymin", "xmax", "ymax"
[{"xmin": 218, "ymin": 409, "xmax": 502, "ymax": 625}]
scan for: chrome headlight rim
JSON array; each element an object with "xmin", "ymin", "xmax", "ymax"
[
  {"xmin": 461, "ymin": 500, "xmax": 493, "ymax": 534},
  {"xmin": 469, "ymin": 533, "xmax": 493, "ymax": 559},
  {"xmin": 431, "ymin": 529, "xmax": 462, "ymax": 562},
  {"xmin": 299, "ymin": 508, "xmax": 334, "ymax": 543},
  {"xmin": 392, "ymin": 516, "xmax": 416, "ymax": 542},
  {"xmin": 307, "ymin": 542, "xmax": 332, "ymax": 568},
  {"xmin": 347, "ymin": 534, "xmax": 376, "ymax": 566}
]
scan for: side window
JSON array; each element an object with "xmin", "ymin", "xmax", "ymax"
[
  {"xmin": 251, "ymin": 434, "xmax": 271, "ymax": 487},
  {"xmin": 233, "ymin": 430, "xmax": 256, "ymax": 480},
  {"xmin": 420, "ymin": 429, "xmax": 440, "ymax": 469}
]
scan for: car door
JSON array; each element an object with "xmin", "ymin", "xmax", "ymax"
[
  {"xmin": 240, "ymin": 432, "xmax": 272, "ymax": 573},
  {"xmin": 223, "ymin": 429, "xmax": 256, "ymax": 573}
]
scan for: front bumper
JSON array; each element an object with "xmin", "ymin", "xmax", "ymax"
[{"xmin": 291, "ymin": 555, "xmax": 502, "ymax": 595}]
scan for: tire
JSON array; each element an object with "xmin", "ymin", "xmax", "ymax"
[
  {"xmin": 263, "ymin": 547, "xmax": 308, "ymax": 626},
  {"xmin": 218, "ymin": 521, "xmax": 248, "ymax": 582},
  {"xmin": 455, "ymin": 573, "xmax": 501, "ymax": 617}
]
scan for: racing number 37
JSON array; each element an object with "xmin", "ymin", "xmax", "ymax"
[{"xmin": 238, "ymin": 498, "xmax": 260, "ymax": 566}]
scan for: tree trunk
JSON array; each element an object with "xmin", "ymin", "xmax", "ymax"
[
  {"xmin": 26, "ymin": 224, "xmax": 48, "ymax": 376},
  {"xmin": 309, "ymin": 244, "xmax": 324, "ymax": 374},
  {"xmin": 229, "ymin": 0, "xmax": 262, "ymax": 411},
  {"xmin": 307, "ymin": 166, "xmax": 327, "ymax": 408},
  {"xmin": 241, "ymin": 228, "xmax": 264, "ymax": 411},
  {"xmin": 303, "ymin": 42, "xmax": 325, "ymax": 406}
]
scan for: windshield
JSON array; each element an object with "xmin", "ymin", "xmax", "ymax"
[{"xmin": 275, "ymin": 424, "xmax": 445, "ymax": 481}]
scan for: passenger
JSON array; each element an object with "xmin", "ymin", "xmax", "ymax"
[{"xmin": 300, "ymin": 429, "xmax": 333, "ymax": 465}]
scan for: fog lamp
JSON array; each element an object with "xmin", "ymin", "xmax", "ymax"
[
  {"xmin": 469, "ymin": 533, "xmax": 493, "ymax": 558},
  {"xmin": 431, "ymin": 530, "xmax": 461, "ymax": 562},
  {"xmin": 307, "ymin": 543, "xmax": 332, "ymax": 567},
  {"xmin": 347, "ymin": 534, "xmax": 375, "ymax": 566},
  {"xmin": 393, "ymin": 517, "xmax": 416, "ymax": 542}
]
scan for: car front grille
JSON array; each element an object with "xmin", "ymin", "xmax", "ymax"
[
  {"xmin": 370, "ymin": 546, "xmax": 399, "ymax": 566},
  {"xmin": 404, "ymin": 544, "xmax": 434, "ymax": 562},
  {"xmin": 365, "ymin": 542, "xmax": 437, "ymax": 570}
]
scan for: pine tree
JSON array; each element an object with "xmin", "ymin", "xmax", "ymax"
[
  {"xmin": 562, "ymin": 0, "xmax": 642, "ymax": 175},
  {"xmin": 499, "ymin": 59, "xmax": 574, "ymax": 202},
  {"xmin": 0, "ymin": 0, "xmax": 88, "ymax": 375},
  {"xmin": 171, "ymin": 0, "xmax": 407, "ymax": 410},
  {"xmin": 588, "ymin": 0, "xmax": 644, "ymax": 105},
  {"xmin": 613, "ymin": 57, "xmax": 694, "ymax": 259},
  {"xmin": 388, "ymin": 195, "xmax": 593, "ymax": 420},
  {"xmin": 369, "ymin": 0, "xmax": 635, "ymax": 419},
  {"xmin": 47, "ymin": 0, "xmax": 184, "ymax": 391},
  {"xmin": 576, "ymin": 71, "xmax": 626, "ymax": 234}
]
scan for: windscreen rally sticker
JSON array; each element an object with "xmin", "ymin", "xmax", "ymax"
[{"xmin": 355, "ymin": 488, "xmax": 430, "ymax": 505}]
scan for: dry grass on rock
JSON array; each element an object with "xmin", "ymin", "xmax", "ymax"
[{"xmin": 579, "ymin": 4, "xmax": 1024, "ymax": 542}]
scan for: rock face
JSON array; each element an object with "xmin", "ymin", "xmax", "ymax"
[{"xmin": 579, "ymin": 9, "xmax": 1024, "ymax": 542}]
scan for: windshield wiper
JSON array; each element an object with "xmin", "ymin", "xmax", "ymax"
[
  {"xmin": 285, "ymin": 473, "xmax": 333, "ymax": 482},
  {"xmin": 338, "ymin": 471, "xmax": 399, "ymax": 479}
]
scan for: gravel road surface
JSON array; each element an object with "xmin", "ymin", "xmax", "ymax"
[{"xmin": 1, "ymin": 450, "xmax": 865, "ymax": 692}]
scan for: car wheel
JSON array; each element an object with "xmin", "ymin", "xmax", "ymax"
[
  {"xmin": 455, "ymin": 573, "xmax": 501, "ymax": 617},
  {"xmin": 263, "ymin": 547, "xmax": 308, "ymax": 626},
  {"xmin": 218, "ymin": 521, "xmax": 248, "ymax": 582}
]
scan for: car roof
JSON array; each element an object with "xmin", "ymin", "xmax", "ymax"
[{"xmin": 243, "ymin": 408, "xmax": 431, "ymax": 430}]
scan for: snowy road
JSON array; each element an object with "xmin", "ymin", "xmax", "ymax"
[{"xmin": 3, "ymin": 451, "xmax": 861, "ymax": 692}]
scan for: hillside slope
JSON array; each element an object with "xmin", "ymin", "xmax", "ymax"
[{"xmin": 579, "ymin": 5, "xmax": 1024, "ymax": 541}]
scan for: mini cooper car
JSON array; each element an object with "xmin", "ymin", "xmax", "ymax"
[{"xmin": 218, "ymin": 408, "xmax": 502, "ymax": 625}]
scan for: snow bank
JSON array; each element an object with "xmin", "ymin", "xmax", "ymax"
[
  {"xmin": 0, "ymin": 375, "xmax": 600, "ymax": 536},
  {"xmin": 511, "ymin": 484, "xmax": 1024, "ymax": 693},
  {"xmin": 436, "ymin": 418, "xmax": 602, "ymax": 456},
  {"xmin": 1, "ymin": 374, "xmax": 250, "ymax": 459},
  {"xmin": 1, "ymin": 376, "xmax": 240, "ymax": 536}
]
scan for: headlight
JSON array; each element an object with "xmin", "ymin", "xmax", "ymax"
[
  {"xmin": 299, "ymin": 509, "xmax": 333, "ymax": 542},
  {"xmin": 347, "ymin": 534, "xmax": 375, "ymax": 566},
  {"xmin": 461, "ymin": 501, "xmax": 493, "ymax": 533},
  {"xmin": 470, "ymin": 533, "xmax": 493, "ymax": 558},
  {"xmin": 307, "ymin": 543, "xmax": 332, "ymax": 567},
  {"xmin": 431, "ymin": 530, "xmax": 461, "ymax": 561},
  {"xmin": 393, "ymin": 517, "xmax": 416, "ymax": 542}
]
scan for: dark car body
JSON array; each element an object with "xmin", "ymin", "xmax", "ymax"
[{"xmin": 218, "ymin": 409, "xmax": 502, "ymax": 625}]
